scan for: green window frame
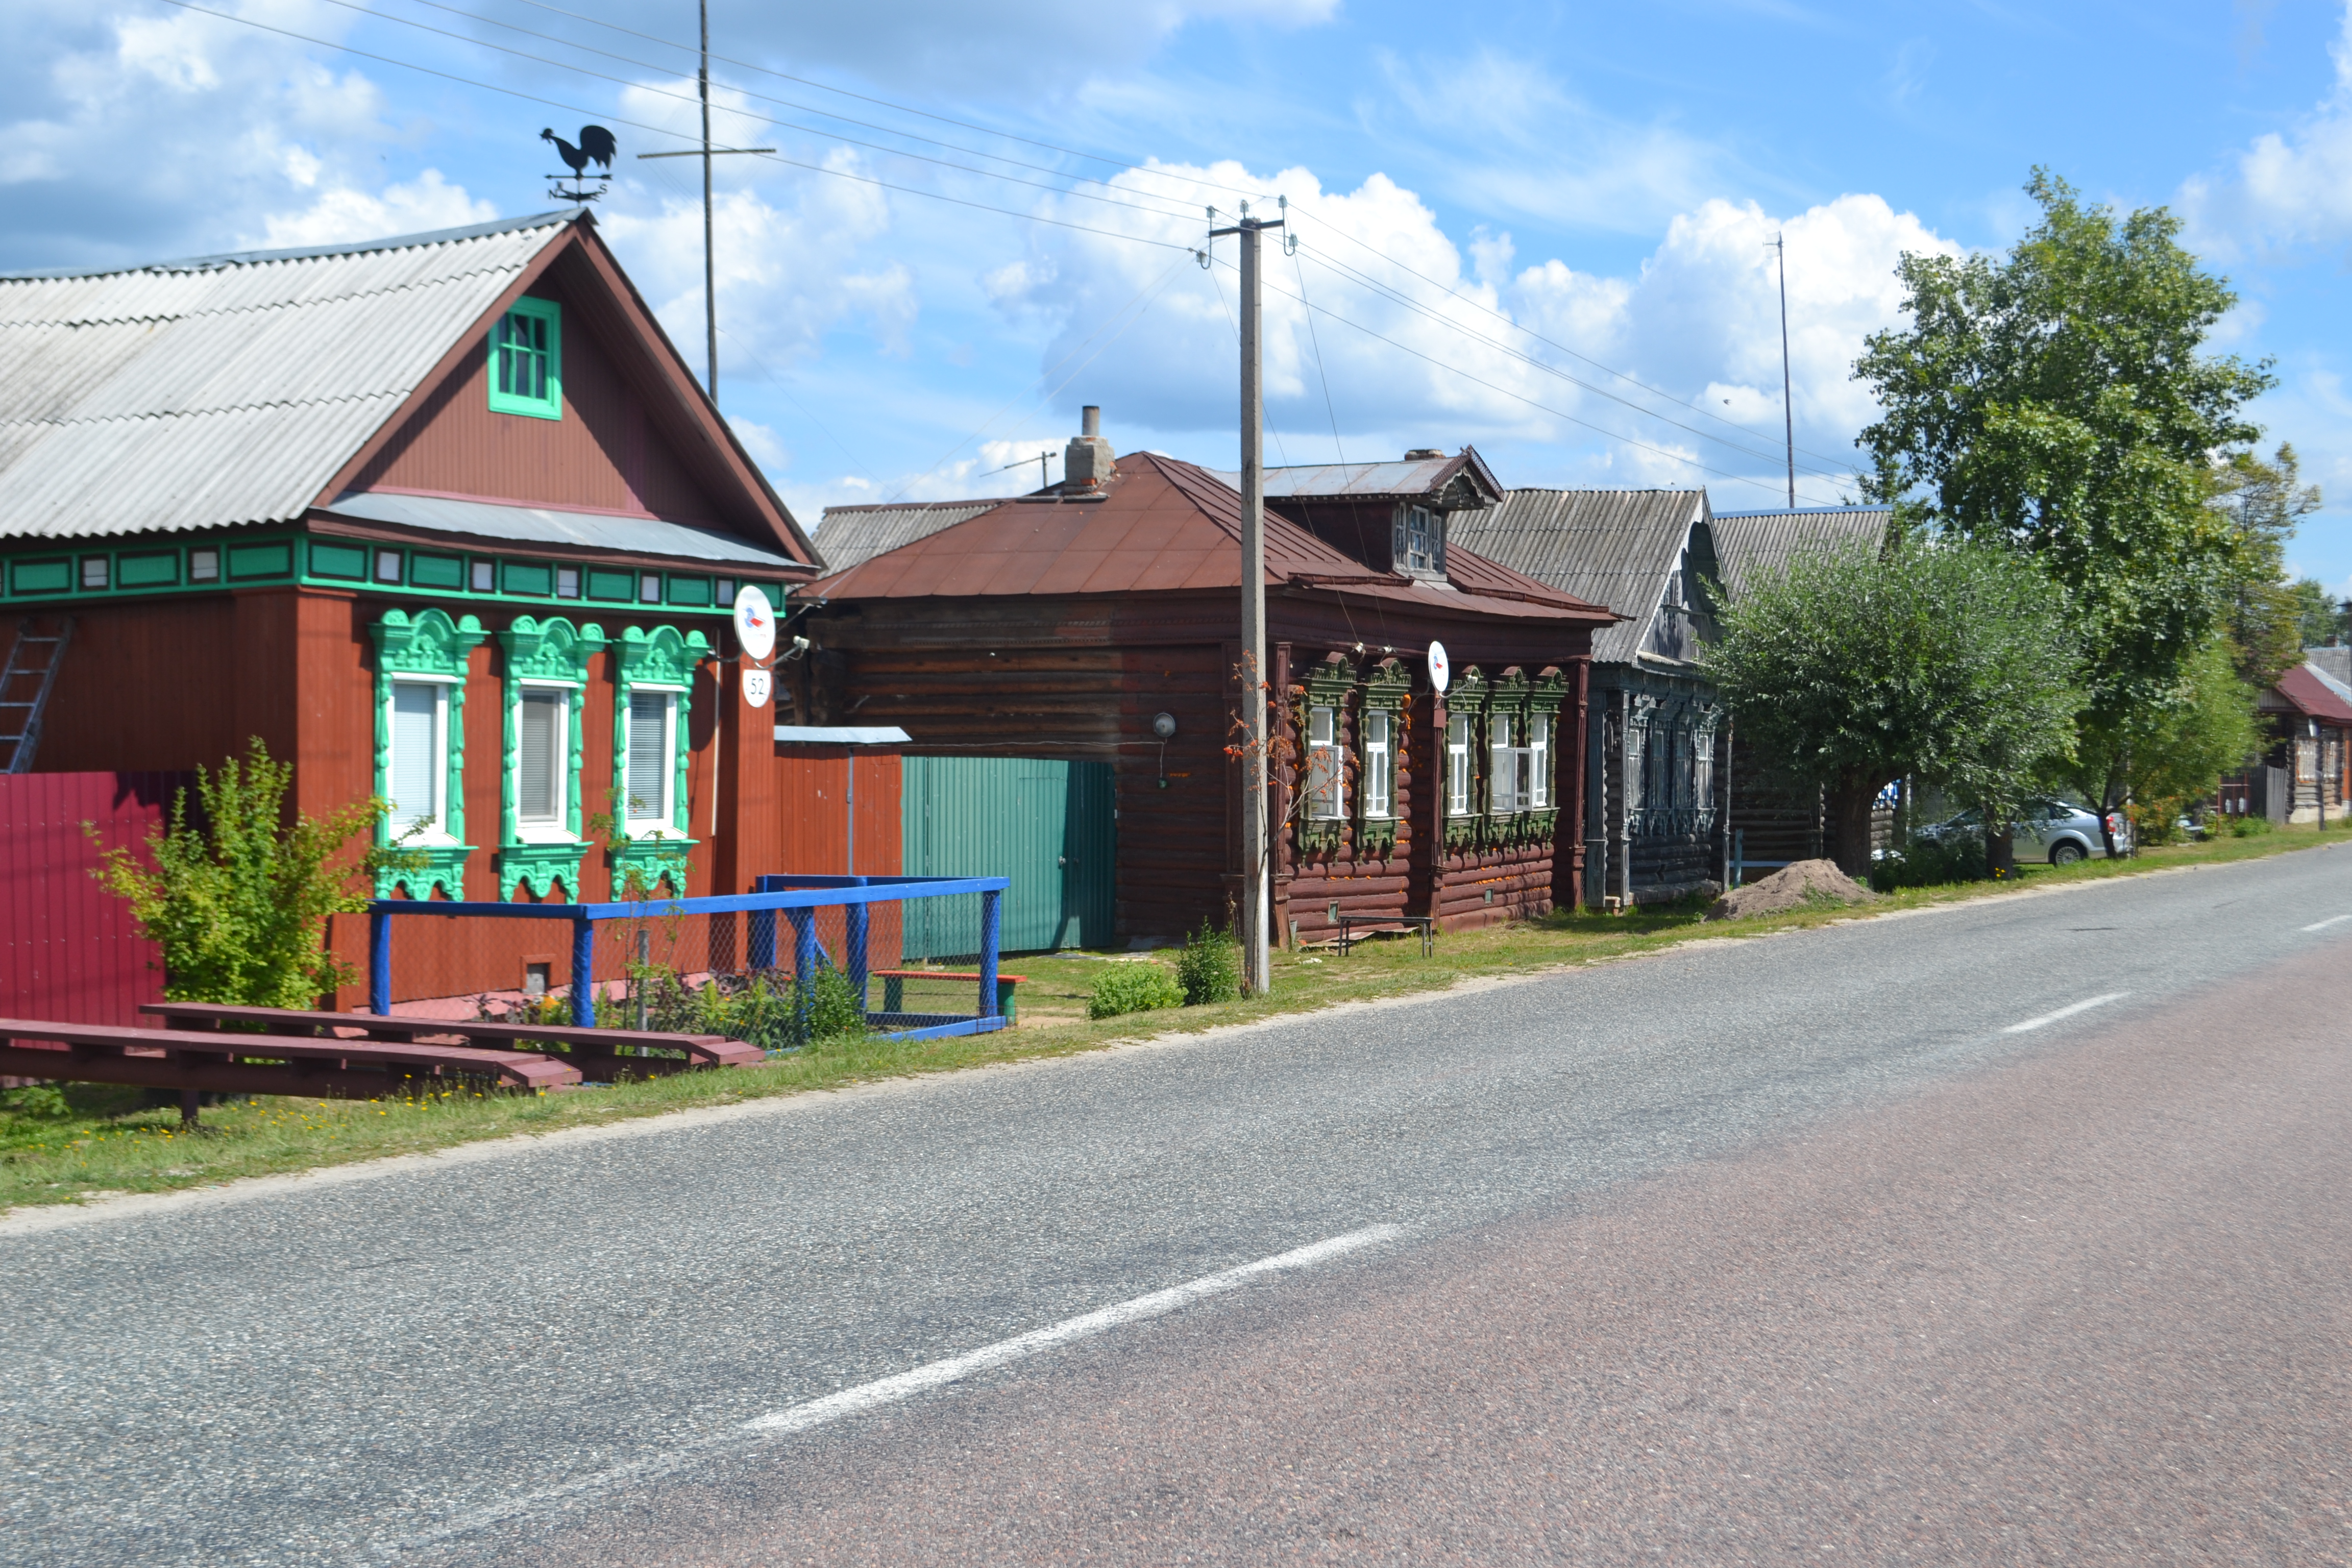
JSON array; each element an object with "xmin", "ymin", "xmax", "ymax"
[
  {"xmin": 1356, "ymin": 657, "xmax": 1411, "ymax": 857},
  {"xmin": 1296, "ymin": 654, "xmax": 1357, "ymax": 855},
  {"xmin": 609, "ymin": 624, "xmax": 712, "ymax": 898},
  {"xmin": 497, "ymin": 616, "xmax": 606, "ymax": 902},
  {"xmin": 370, "ymin": 607, "xmax": 486, "ymax": 898},
  {"xmin": 488, "ymin": 297, "xmax": 562, "ymax": 420}
]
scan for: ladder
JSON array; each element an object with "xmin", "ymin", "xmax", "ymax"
[{"xmin": 0, "ymin": 617, "xmax": 74, "ymax": 774}]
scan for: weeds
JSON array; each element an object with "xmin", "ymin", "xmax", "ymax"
[{"xmin": 1087, "ymin": 963, "xmax": 1183, "ymax": 1019}]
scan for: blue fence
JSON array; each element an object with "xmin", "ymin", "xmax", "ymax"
[{"xmin": 367, "ymin": 873, "xmax": 1010, "ymax": 1043}]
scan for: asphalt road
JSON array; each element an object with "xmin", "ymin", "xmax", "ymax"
[{"xmin": 5, "ymin": 847, "xmax": 2349, "ymax": 1566}]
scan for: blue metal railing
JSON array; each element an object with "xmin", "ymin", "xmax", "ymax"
[{"xmin": 366, "ymin": 873, "xmax": 1010, "ymax": 1043}]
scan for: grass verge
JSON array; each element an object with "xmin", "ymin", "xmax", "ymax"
[{"xmin": 6, "ymin": 820, "xmax": 2342, "ymax": 1215}]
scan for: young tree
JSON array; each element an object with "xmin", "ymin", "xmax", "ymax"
[
  {"xmin": 1855, "ymin": 169, "xmax": 2274, "ymax": 838},
  {"xmin": 1705, "ymin": 539, "xmax": 2079, "ymax": 877},
  {"xmin": 2051, "ymin": 638, "xmax": 2260, "ymax": 839},
  {"xmin": 90, "ymin": 739, "xmax": 407, "ymax": 1008},
  {"xmin": 2212, "ymin": 444, "xmax": 2327, "ymax": 684}
]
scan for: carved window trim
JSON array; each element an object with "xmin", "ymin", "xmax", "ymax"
[
  {"xmin": 610, "ymin": 624, "xmax": 711, "ymax": 898},
  {"xmin": 1297, "ymin": 654, "xmax": 1356, "ymax": 854},
  {"xmin": 497, "ymin": 615, "xmax": 606, "ymax": 902},
  {"xmin": 1355, "ymin": 656, "xmax": 1411, "ymax": 856},
  {"xmin": 371, "ymin": 607, "xmax": 485, "ymax": 899}
]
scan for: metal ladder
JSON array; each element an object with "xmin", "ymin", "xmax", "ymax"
[{"xmin": 0, "ymin": 617, "xmax": 74, "ymax": 773}]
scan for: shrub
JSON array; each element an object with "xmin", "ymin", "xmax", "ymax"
[
  {"xmin": 1087, "ymin": 963, "xmax": 1183, "ymax": 1020},
  {"xmin": 1869, "ymin": 831, "xmax": 1989, "ymax": 892},
  {"xmin": 1175, "ymin": 920, "xmax": 1241, "ymax": 1005},
  {"xmin": 88, "ymin": 739, "xmax": 410, "ymax": 1007},
  {"xmin": 598, "ymin": 960, "xmax": 867, "ymax": 1052},
  {"xmin": 2227, "ymin": 811, "xmax": 2274, "ymax": 838}
]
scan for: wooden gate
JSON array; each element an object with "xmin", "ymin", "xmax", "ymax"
[{"xmin": 901, "ymin": 756, "xmax": 1116, "ymax": 956}]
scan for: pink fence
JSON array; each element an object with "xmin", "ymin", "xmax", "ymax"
[{"xmin": 0, "ymin": 772, "xmax": 186, "ymax": 1026}]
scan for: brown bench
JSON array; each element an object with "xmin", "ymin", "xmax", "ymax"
[
  {"xmin": 142, "ymin": 1003, "xmax": 764, "ymax": 1076},
  {"xmin": 0, "ymin": 1018, "xmax": 583, "ymax": 1115}
]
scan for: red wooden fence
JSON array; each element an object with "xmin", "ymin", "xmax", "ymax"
[{"xmin": 0, "ymin": 772, "xmax": 187, "ymax": 1026}]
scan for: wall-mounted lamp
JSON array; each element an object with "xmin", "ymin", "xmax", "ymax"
[{"xmin": 1153, "ymin": 710, "xmax": 1176, "ymax": 788}]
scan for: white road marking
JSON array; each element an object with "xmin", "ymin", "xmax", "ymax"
[
  {"xmin": 2001, "ymin": 992, "xmax": 2127, "ymax": 1035},
  {"xmin": 2302, "ymin": 914, "xmax": 2352, "ymax": 932},
  {"xmin": 386, "ymin": 1224, "xmax": 1405, "ymax": 1552},
  {"xmin": 745, "ymin": 1223, "xmax": 1407, "ymax": 1435}
]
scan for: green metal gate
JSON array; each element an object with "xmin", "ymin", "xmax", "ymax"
[{"xmin": 900, "ymin": 756, "xmax": 1116, "ymax": 957}]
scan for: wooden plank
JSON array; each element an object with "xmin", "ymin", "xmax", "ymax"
[{"xmin": 142, "ymin": 1003, "xmax": 756, "ymax": 1067}]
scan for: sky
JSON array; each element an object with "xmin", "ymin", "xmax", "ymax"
[{"xmin": 7, "ymin": 0, "xmax": 2352, "ymax": 588}]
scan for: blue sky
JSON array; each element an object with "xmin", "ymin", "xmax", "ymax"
[{"xmin": 8, "ymin": 0, "xmax": 2351, "ymax": 587}]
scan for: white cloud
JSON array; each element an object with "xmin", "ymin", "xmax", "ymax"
[
  {"xmin": 256, "ymin": 169, "xmax": 493, "ymax": 248},
  {"xmin": 2179, "ymin": 1, "xmax": 2352, "ymax": 256}
]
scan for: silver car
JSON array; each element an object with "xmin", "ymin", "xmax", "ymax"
[{"xmin": 1925, "ymin": 798, "xmax": 2125, "ymax": 865}]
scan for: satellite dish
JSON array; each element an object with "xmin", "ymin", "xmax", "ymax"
[
  {"xmin": 733, "ymin": 584, "xmax": 776, "ymax": 663},
  {"xmin": 1427, "ymin": 640, "xmax": 1451, "ymax": 694},
  {"xmin": 742, "ymin": 668, "xmax": 773, "ymax": 709}
]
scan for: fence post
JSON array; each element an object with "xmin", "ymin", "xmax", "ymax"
[
  {"xmin": 979, "ymin": 888, "xmax": 1001, "ymax": 1020},
  {"xmin": 844, "ymin": 879, "xmax": 870, "ymax": 1013},
  {"xmin": 369, "ymin": 906, "xmax": 391, "ymax": 1016},
  {"xmin": 749, "ymin": 874, "xmax": 780, "ymax": 970},
  {"xmin": 572, "ymin": 912, "xmax": 596, "ymax": 1027}
]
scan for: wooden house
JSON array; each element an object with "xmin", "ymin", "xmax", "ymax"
[
  {"xmin": 2253, "ymin": 656, "xmax": 2352, "ymax": 823},
  {"xmin": 800, "ymin": 419, "xmax": 1614, "ymax": 947},
  {"xmin": 0, "ymin": 210, "xmax": 822, "ymax": 1000}
]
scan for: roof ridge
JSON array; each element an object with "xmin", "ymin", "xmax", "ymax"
[
  {"xmin": 0, "ymin": 209, "xmax": 580, "ymax": 283},
  {"xmin": 0, "ymin": 258, "xmax": 536, "ymax": 328}
]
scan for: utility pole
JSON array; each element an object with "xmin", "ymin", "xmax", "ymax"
[
  {"xmin": 1771, "ymin": 232, "xmax": 1795, "ymax": 509},
  {"xmin": 1211, "ymin": 203, "xmax": 1282, "ymax": 996},
  {"xmin": 634, "ymin": 0, "xmax": 772, "ymax": 406}
]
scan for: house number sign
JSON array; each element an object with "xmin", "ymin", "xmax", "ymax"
[{"xmin": 742, "ymin": 668, "xmax": 773, "ymax": 709}]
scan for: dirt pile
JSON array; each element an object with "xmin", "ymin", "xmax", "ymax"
[{"xmin": 1704, "ymin": 858, "xmax": 1880, "ymax": 921}]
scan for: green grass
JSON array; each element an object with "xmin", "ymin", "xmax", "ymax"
[{"xmin": 6, "ymin": 819, "xmax": 2343, "ymax": 1215}]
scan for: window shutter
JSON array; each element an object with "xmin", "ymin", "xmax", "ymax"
[
  {"xmin": 627, "ymin": 692, "xmax": 667, "ymax": 819},
  {"xmin": 389, "ymin": 682, "xmax": 437, "ymax": 829},
  {"xmin": 519, "ymin": 691, "xmax": 561, "ymax": 823}
]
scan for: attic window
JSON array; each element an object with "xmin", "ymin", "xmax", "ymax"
[
  {"xmin": 1394, "ymin": 504, "xmax": 1444, "ymax": 575},
  {"xmin": 488, "ymin": 298, "xmax": 562, "ymax": 420}
]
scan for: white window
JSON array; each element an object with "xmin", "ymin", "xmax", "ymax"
[
  {"xmin": 387, "ymin": 680, "xmax": 448, "ymax": 838},
  {"xmin": 624, "ymin": 689, "xmax": 677, "ymax": 827},
  {"xmin": 517, "ymin": 688, "xmax": 568, "ymax": 830},
  {"xmin": 1491, "ymin": 714, "xmax": 1519, "ymax": 814},
  {"xmin": 1447, "ymin": 714, "xmax": 1472, "ymax": 816},
  {"xmin": 1626, "ymin": 714, "xmax": 1648, "ymax": 812},
  {"xmin": 1530, "ymin": 713, "xmax": 1552, "ymax": 809},
  {"xmin": 1694, "ymin": 726, "xmax": 1714, "ymax": 811},
  {"xmin": 1305, "ymin": 705, "xmax": 1342, "ymax": 820},
  {"xmin": 1363, "ymin": 709, "xmax": 1393, "ymax": 819}
]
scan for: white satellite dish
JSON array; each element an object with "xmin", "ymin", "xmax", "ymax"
[
  {"xmin": 742, "ymin": 668, "xmax": 773, "ymax": 709},
  {"xmin": 732, "ymin": 584, "xmax": 776, "ymax": 664},
  {"xmin": 1427, "ymin": 640, "xmax": 1451, "ymax": 694}
]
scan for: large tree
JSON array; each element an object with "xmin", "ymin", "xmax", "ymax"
[
  {"xmin": 1705, "ymin": 539, "xmax": 2079, "ymax": 877},
  {"xmin": 1855, "ymin": 170, "xmax": 2274, "ymax": 839}
]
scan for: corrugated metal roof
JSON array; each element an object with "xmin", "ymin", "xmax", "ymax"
[
  {"xmin": 814, "ymin": 452, "xmax": 1610, "ymax": 625},
  {"xmin": 321, "ymin": 491, "xmax": 803, "ymax": 569},
  {"xmin": 0, "ymin": 211, "xmax": 575, "ymax": 541},
  {"xmin": 1709, "ymin": 507, "xmax": 1892, "ymax": 601},
  {"xmin": 2276, "ymin": 662, "xmax": 2352, "ymax": 726},
  {"xmin": 1447, "ymin": 489, "xmax": 1703, "ymax": 663},
  {"xmin": 815, "ymin": 500, "xmax": 1006, "ymax": 574},
  {"xmin": 1204, "ymin": 447, "xmax": 1503, "ymax": 505}
]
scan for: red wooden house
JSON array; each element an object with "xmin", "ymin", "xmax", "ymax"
[
  {"xmin": 800, "ymin": 415, "xmax": 1615, "ymax": 946},
  {"xmin": 0, "ymin": 210, "xmax": 822, "ymax": 1003}
]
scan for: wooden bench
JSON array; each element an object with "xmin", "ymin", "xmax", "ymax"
[
  {"xmin": 1334, "ymin": 914, "xmax": 1436, "ymax": 958},
  {"xmin": 0, "ymin": 1018, "xmax": 583, "ymax": 1114},
  {"xmin": 868, "ymin": 970, "xmax": 1026, "ymax": 1024},
  {"xmin": 142, "ymin": 1003, "xmax": 764, "ymax": 1077}
]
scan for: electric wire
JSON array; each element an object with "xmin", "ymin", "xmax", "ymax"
[{"xmin": 1292, "ymin": 248, "xmax": 1347, "ymax": 467}]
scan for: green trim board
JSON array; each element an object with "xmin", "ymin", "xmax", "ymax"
[
  {"xmin": 496, "ymin": 615, "xmax": 604, "ymax": 901},
  {"xmin": 370, "ymin": 606, "xmax": 486, "ymax": 898},
  {"xmin": 487, "ymin": 296, "xmax": 562, "ymax": 420}
]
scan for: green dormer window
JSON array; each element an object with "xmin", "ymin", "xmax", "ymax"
[{"xmin": 488, "ymin": 297, "xmax": 561, "ymax": 420}]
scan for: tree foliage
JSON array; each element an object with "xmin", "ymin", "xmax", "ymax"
[
  {"xmin": 89, "ymin": 739, "xmax": 402, "ymax": 1007},
  {"xmin": 1704, "ymin": 539, "xmax": 2079, "ymax": 875},
  {"xmin": 1855, "ymin": 170, "xmax": 2274, "ymax": 720},
  {"xmin": 2210, "ymin": 444, "xmax": 2328, "ymax": 685},
  {"xmin": 2050, "ymin": 636, "xmax": 2261, "ymax": 838}
]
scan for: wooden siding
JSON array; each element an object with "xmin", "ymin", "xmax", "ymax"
[
  {"xmin": 345, "ymin": 272, "xmax": 725, "ymax": 527},
  {"xmin": 0, "ymin": 772, "xmax": 187, "ymax": 1026}
]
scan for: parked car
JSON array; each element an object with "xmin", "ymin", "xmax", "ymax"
[{"xmin": 1922, "ymin": 799, "xmax": 2127, "ymax": 865}]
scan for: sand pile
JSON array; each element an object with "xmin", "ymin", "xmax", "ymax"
[{"xmin": 1704, "ymin": 858, "xmax": 1879, "ymax": 921}]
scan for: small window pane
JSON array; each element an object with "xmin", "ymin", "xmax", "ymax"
[
  {"xmin": 519, "ymin": 691, "xmax": 562, "ymax": 824},
  {"xmin": 190, "ymin": 549, "xmax": 219, "ymax": 582},
  {"xmin": 1306, "ymin": 705, "xmax": 1340, "ymax": 821},
  {"xmin": 1364, "ymin": 709, "xmax": 1392, "ymax": 819},
  {"xmin": 627, "ymin": 692, "xmax": 668, "ymax": 821},
  {"xmin": 472, "ymin": 559, "xmax": 495, "ymax": 592},
  {"xmin": 389, "ymin": 682, "xmax": 439, "ymax": 831},
  {"xmin": 1447, "ymin": 713, "xmax": 1471, "ymax": 815},
  {"xmin": 556, "ymin": 567, "xmax": 581, "ymax": 600},
  {"xmin": 640, "ymin": 574, "xmax": 663, "ymax": 605}
]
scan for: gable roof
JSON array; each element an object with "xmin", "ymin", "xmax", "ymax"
[
  {"xmin": 1709, "ymin": 506, "xmax": 1891, "ymax": 600},
  {"xmin": 1209, "ymin": 448, "xmax": 1506, "ymax": 511},
  {"xmin": 2273, "ymin": 660, "xmax": 2352, "ymax": 726},
  {"xmin": 0, "ymin": 210, "xmax": 816, "ymax": 570},
  {"xmin": 1445, "ymin": 489, "xmax": 1706, "ymax": 663},
  {"xmin": 814, "ymin": 451, "xmax": 1609, "ymax": 624},
  {"xmin": 816, "ymin": 499, "xmax": 1009, "ymax": 575}
]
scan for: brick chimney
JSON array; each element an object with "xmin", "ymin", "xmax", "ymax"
[{"xmin": 1064, "ymin": 405, "xmax": 1115, "ymax": 491}]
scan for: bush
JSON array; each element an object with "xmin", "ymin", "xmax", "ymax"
[
  {"xmin": 1869, "ymin": 831, "xmax": 1989, "ymax": 892},
  {"xmin": 535, "ymin": 959, "xmax": 869, "ymax": 1053},
  {"xmin": 1175, "ymin": 920, "xmax": 1241, "ymax": 1005},
  {"xmin": 2226, "ymin": 811, "xmax": 2274, "ymax": 838},
  {"xmin": 1087, "ymin": 963, "xmax": 1183, "ymax": 1020}
]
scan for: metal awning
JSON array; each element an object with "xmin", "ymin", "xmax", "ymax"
[
  {"xmin": 321, "ymin": 491, "xmax": 803, "ymax": 569},
  {"xmin": 773, "ymin": 725, "xmax": 911, "ymax": 744}
]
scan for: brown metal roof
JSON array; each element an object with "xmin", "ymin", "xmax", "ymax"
[
  {"xmin": 813, "ymin": 451, "xmax": 1610, "ymax": 625},
  {"xmin": 2274, "ymin": 662, "xmax": 2352, "ymax": 726}
]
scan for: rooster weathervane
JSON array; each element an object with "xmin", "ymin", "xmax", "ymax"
[{"xmin": 541, "ymin": 125, "xmax": 616, "ymax": 203}]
